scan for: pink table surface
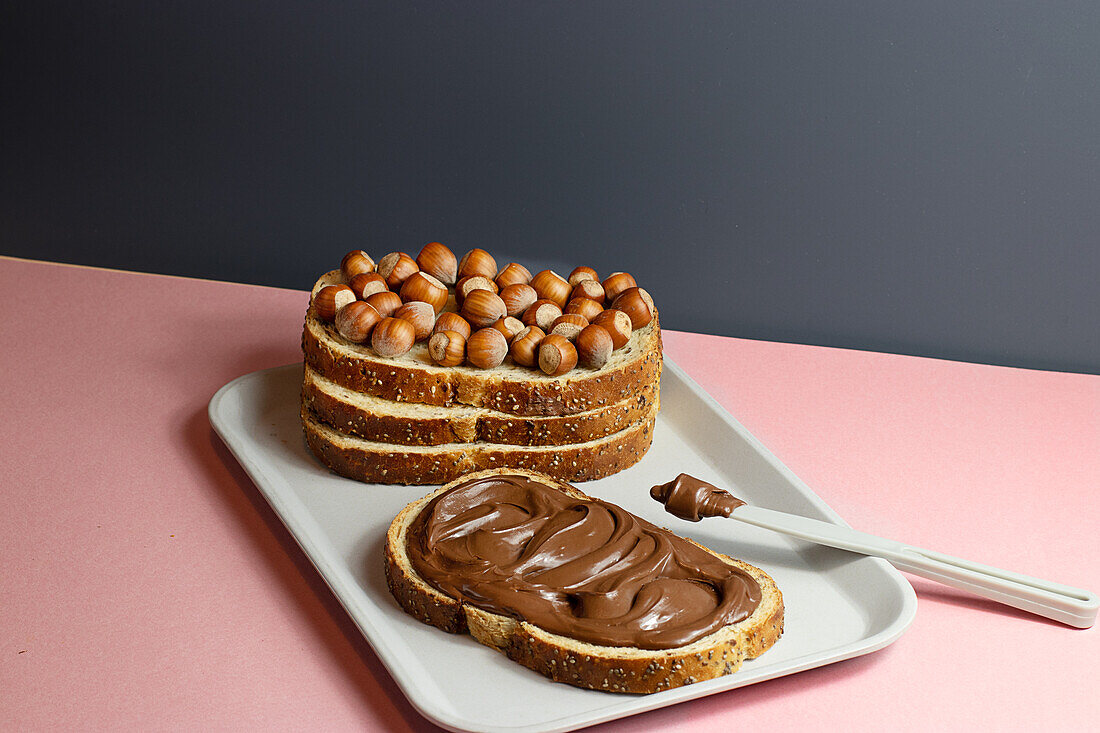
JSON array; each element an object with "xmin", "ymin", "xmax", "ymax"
[{"xmin": 2, "ymin": 255, "xmax": 1097, "ymax": 731}]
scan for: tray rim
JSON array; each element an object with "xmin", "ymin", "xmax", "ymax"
[{"xmin": 208, "ymin": 357, "xmax": 917, "ymax": 732}]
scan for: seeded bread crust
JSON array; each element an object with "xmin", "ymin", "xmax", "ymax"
[
  {"xmin": 303, "ymin": 271, "xmax": 663, "ymax": 417},
  {"xmin": 303, "ymin": 365, "xmax": 658, "ymax": 447},
  {"xmin": 383, "ymin": 468, "xmax": 784, "ymax": 693},
  {"xmin": 303, "ymin": 407, "xmax": 657, "ymax": 484}
]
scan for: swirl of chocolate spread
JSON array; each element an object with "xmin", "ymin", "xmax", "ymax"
[
  {"xmin": 649, "ymin": 474, "xmax": 745, "ymax": 522},
  {"xmin": 405, "ymin": 474, "xmax": 761, "ymax": 650}
]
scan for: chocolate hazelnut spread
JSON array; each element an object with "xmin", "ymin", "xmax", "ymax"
[
  {"xmin": 405, "ymin": 474, "xmax": 760, "ymax": 650},
  {"xmin": 650, "ymin": 474, "xmax": 745, "ymax": 522}
]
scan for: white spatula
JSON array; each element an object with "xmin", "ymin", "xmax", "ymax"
[{"xmin": 652, "ymin": 475, "xmax": 1098, "ymax": 628}]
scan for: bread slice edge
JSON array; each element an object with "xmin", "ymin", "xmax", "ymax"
[
  {"xmin": 303, "ymin": 405, "xmax": 658, "ymax": 484},
  {"xmin": 303, "ymin": 364, "xmax": 659, "ymax": 447}
]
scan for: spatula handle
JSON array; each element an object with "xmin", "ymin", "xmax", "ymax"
[{"xmin": 733, "ymin": 506, "xmax": 1098, "ymax": 628}]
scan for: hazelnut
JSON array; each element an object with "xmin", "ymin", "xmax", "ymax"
[
  {"xmin": 611, "ymin": 287, "xmax": 653, "ymax": 329},
  {"xmin": 433, "ymin": 312, "xmax": 472, "ymax": 339},
  {"xmin": 349, "ymin": 272, "xmax": 389, "ymax": 300},
  {"xmin": 428, "ymin": 330, "xmax": 466, "ymax": 366},
  {"xmin": 591, "ymin": 309, "xmax": 633, "ymax": 349},
  {"xmin": 509, "ymin": 326, "xmax": 545, "ymax": 367},
  {"xmin": 491, "ymin": 316, "xmax": 525, "ymax": 342},
  {"xmin": 499, "ymin": 283, "xmax": 538, "ymax": 318},
  {"xmin": 601, "ymin": 272, "xmax": 637, "ymax": 303},
  {"xmin": 393, "ymin": 300, "xmax": 435, "ymax": 341},
  {"xmin": 429, "ymin": 312, "xmax": 468, "ymax": 338},
  {"xmin": 460, "ymin": 289, "xmax": 507, "ymax": 328},
  {"xmin": 371, "ymin": 317, "xmax": 415, "ymax": 357},
  {"xmin": 568, "ymin": 266, "xmax": 599, "ymax": 287},
  {"xmin": 495, "ymin": 262, "xmax": 533, "ymax": 290},
  {"xmin": 399, "ymin": 271, "xmax": 449, "ymax": 313},
  {"xmin": 521, "ymin": 299, "xmax": 563, "ymax": 331},
  {"xmin": 576, "ymin": 324, "xmax": 613, "ymax": 369},
  {"xmin": 340, "ymin": 250, "xmax": 375, "ymax": 280},
  {"xmin": 550, "ymin": 313, "xmax": 589, "ymax": 342},
  {"xmin": 570, "ymin": 279, "xmax": 604, "ymax": 303},
  {"xmin": 365, "ymin": 290, "xmax": 403, "ymax": 319},
  {"xmin": 538, "ymin": 334, "xmax": 578, "ymax": 376},
  {"xmin": 334, "ymin": 301, "xmax": 382, "ymax": 344},
  {"xmin": 564, "ymin": 296, "xmax": 604, "ymax": 323},
  {"xmin": 455, "ymin": 275, "xmax": 498, "ymax": 307},
  {"xmin": 530, "ymin": 269, "xmax": 572, "ymax": 308},
  {"xmin": 377, "ymin": 252, "xmax": 419, "ymax": 289},
  {"xmin": 457, "ymin": 248, "xmax": 498, "ymax": 281},
  {"xmin": 313, "ymin": 284, "xmax": 355, "ymax": 322},
  {"xmin": 466, "ymin": 327, "xmax": 508, "ymax": 369},
  {"xmin": 416, "ymin": 242, "xmax": 458, "ymax": 285}
]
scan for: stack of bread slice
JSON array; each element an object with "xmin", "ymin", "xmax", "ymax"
[{"xmin": 301, "ymin": 269, "xmax": 663, "ymax": 484}]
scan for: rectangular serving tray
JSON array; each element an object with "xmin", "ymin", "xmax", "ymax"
[{"xmin": 209, "ymin": 359, "xmax": 916, "ymax": 732}]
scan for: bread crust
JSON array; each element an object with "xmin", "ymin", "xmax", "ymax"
[
  {"xmin": 303, "ymin": 408, "xmax": 657, "ymax": 484},
  {"xmin": 303, "ymin": 365, "xmax": 659, "ymax": 447},
  {"xmin": 384, "ymin": 469, "xmax": 784, "ymax": 693},
  {"xmin": 303, "ymin": 272, "xmax": 663, "ymax": 417}
]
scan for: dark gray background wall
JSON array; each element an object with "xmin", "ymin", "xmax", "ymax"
[{"xmin": 4, "ymin": 2, "xmax": 1098, "ymax": 373}]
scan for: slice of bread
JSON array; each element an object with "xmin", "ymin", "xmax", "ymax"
[
  {"xmin": 302, "ymin": 406, "xmax": 657, "ymax": 484},
  {"xmin": 384, "ymin": 468, "xmax": 784, "ymax": 693},
  {"xmin": 303, "ymin": 271, "xmax": 663, "ymax": 417},
  {"xmin": 303, "ymin": 364, "xmax": 659, "ymax": 447}
]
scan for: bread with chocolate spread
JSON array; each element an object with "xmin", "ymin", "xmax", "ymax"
[{"xmin": 384, "ymin": 468, "xmax": 784, "ymax": 693}]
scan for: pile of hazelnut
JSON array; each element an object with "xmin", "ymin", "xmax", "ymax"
[{"xmin": 311, "ymin": 242, "xmax": 654, "ymax": 376}]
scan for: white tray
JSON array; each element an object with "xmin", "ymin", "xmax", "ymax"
[{"xmin": 209, "ymin": 360, "xmax": 916, "ymax": 733}]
